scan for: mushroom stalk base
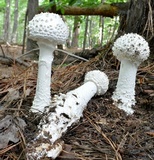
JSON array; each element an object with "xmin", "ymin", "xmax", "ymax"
[
  {"xmin": 31, "ymin": 42, "xmax": 55, "ymax": 113},
  {"xmin": 26, "ymin": 81, "xmax": 97, "ymax": 159},
  {"xmin": 112, "ymin": 59, "xmax": 138, "ymax": 114}
]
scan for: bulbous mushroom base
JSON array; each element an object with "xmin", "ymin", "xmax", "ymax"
[{"xmin": 112, "ymin": 93, "xmax": 135, "ymax": 115}]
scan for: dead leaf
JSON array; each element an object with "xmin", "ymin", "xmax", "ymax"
[
  {"xmin": 24, "ymin": 88, "xmax": 31, "ymax": 97},
  {"xmin": 146, "ymin": 131, "xmax": 154, "ymax": 137},
  {"xmin": 58, "ymin": 144, "xmax": 77, "ymax": 159},
  {"xmin": 96, "ymin": 118, "xmax": 107, "ymax": 125},
  {"xmin": 6, "ymin": 88, "xmax": 19, "ymax": 101},
  {"xmin": 0, "ymin": 115, "xmax": 26, "ymax": 149}
]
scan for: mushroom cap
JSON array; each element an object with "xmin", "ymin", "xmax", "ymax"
[
  {"xmin": 112, "ymin": 33, "xmax": 150, "ymax": 65},
  {"xmin": 28, "ymin": 12, "xmax": 69, "ymax": 44},
  {"xmin": 84, "ymin": 70, "xmax": 109, "ymax": 95}
]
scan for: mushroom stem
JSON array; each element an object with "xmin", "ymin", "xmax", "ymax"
[
  {"xmin": 31, "ymin": 42, "xmax": 55, "ymax": 113},
  {"xmin": 65, "ymin": 81, "xmax": 97, "ymax": 117},
  {"xmin": 111, "ymin": 33, "xmax": 150, "ymax": 115},
  {"xmin": 28, "ymin": 12, "xmax": 69, "ymax": 113},
  {"xmin": 112, "ymin": 59, "xmax": 138, "ymax": 114},
  {"xmin": 26, "ymin": 70, "xmax": 109, "ymax": 159}
]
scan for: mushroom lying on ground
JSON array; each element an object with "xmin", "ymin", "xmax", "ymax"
[
  {"xmin": 112, "ymin": 33, "xmax": 150, "ymax": 114},
  {"xmin": 26, "ymin": 70, "xmax": 109, "ymax": 159},
  {"xmin": 28, "ymin": 13, "xmax": 69, "ymax": 113}
]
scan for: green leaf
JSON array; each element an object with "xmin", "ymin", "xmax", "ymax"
[{"xmin": 69, "ymin": 0, "xmax": 78, "ymax": 6}]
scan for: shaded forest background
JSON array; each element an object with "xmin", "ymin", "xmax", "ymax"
[
  {"xmin": 1, "ymin": 0, "xmax": 127, "ymax": 52},
  {"xmin": 0, "ymin": 0, "xmax": 154, "ymax": 159},
  {"xmin": 0, "ymin": 0, "xmax": 153, "ymax": 60}
]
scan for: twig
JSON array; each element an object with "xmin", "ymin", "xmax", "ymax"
[
  {"xmin": 17, "ymin": 48, "xmax": 39, "ymax": 59},
  {"xmin": 85, "ymin": 115, "xmax": 122, "ymax": 160},
  {"xmin": 0, "ymin": 44, "xmax": 5, "ymax": 57},
  {"xmin": 57, "ymin": 54, "xmax": 69, "ymax": 69},
  {"xmin": 56, "ymin": 48, "xmax": 88, "ymax": 62},
  {"xmin": 117, "ymin": 132, "xmax": 129, "ymax": 152},
  {"xmin": 17, "ymin": 48, "xmax": 88, "ymax": 62},
  {"xmin": 0, "ymin": 142, "xmax": 20, "ymax": 155}
]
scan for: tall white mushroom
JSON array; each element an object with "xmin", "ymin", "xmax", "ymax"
[
  {"xmin": 26, "ymin": 70, "xmax": 109, "ymax": 159},
  {"xmin": 112, "ymin": 33, "xmax": 150, "ymax": 114},
  {"xmin": 28, "ymin": 13, "xmax": 69, "ymax": 113}
]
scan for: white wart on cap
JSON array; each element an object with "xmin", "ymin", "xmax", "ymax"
[
  {"xmin": 84, "ymin": 70, "xmax": 109, "ymax": 95},
  {"xmin": 28, "ymin": 12, "xmax": 69, "ymax": 44},
  {"xmin": 112, "ymin": 33, "xmax": 149, "ymax": 66}
]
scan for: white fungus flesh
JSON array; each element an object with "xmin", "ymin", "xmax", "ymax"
[
  {"xmin": 112, "ymin": 33, "xmax": 150, "ymax": 114},
  {"xmin": 26, "ymin": 70, "xmax": 109, "ymax": 159},
  {"xmin": 28, "ymin": 13, "xmax": 69, "ymax": 113}
]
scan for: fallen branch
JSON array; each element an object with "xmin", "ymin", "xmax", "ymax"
[
  {"xmin": 17, "ymin": 48, "xmax": 88, "ymax": 62},
  {"xmin": 56, "ymin": 48, "xmax": 88, "ymax": 61},
  {"xmin": 0, "ymin": 44, "xmax": 5, "ymax": 57},
  {"xmin": 0, "ymin": 55, "xmax": 30, "ymax": 67},
  {"xmin": 39, "ymin": 3, "xmax": 129, "ymax": 17}
]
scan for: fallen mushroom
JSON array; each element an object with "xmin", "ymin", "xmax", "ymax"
[
  {"xmin": 28, "ymin": 12, "xmax": 69, "ymax": 113},
  {"xmin": 112, "ymin": 33, "xmax": 150, "ymax": 114},
  {"xmin": 26, "ymin": 70, "xmax": 109, "ymax": 159}
]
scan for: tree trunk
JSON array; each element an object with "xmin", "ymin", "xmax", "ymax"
[
  {"xmin": 71, "ymin": 16, "xmax": 80, "ymax": 48},
  {"xmin": 11, "ymin": 0, "xmax": 18, "ymax": 44},
  {"xmin": 98, "ymin": 0, "xmax": 106, "ymax": 46},
  {"xmin": 98, "ymin": 16, "xmax": 104, "ymax": 46},
  {"xmin": 117, "ymin": 0, "xmax": 154, "ymax": 58},
  {"xmin": 3, "ymin": 0, "xmax": 11, "ymax": 42},
  {"xmin": 88, "ymin": 17, "xmax": 92, "ymax": 48},
  {"xmin": 83, "ymin": 16, "xmax": 89, "ymax": 51},
  {"xmin": 26, "ymin": 0, "xmax": 38, "ymax": 52}
]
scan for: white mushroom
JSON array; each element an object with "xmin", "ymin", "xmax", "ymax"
[
  {"xmin": 112, "ymin": 33, "xmax": 150, "ymax": 114},
  {"xmin": 28, "ymin": 13, "xmax": 69, "ymax": 113},
  {"xmin": 26, "ymin": 70, "xmax": 109, "ymax": 159}
]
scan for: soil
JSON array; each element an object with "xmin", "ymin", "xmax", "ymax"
[{"xmin": 0, "ymin": 45, "xmax": 154, "ymax": 160}]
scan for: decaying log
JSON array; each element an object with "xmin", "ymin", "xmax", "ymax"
[
  {"xmin": 0, "ymin": 55, "xmax": 30, "ymax": 67},
  {"xmin": 39, "ymin": 3, "xmax": 129, "ymax": 17}
]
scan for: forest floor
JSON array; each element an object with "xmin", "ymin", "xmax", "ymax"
[{"xmin": 0, "ymin": 44, "xmax": 154, "ymax": 160}]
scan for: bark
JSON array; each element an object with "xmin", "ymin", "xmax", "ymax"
[
  {"xmin": 11, "ymin": 0, "xmax": 18, "ymax": 44},
  {"xmin": 88, "ymin": 18, "xmax": 92, "ymax": 47},
  {"xmin": 26, "ymin": 0, "xmax": 38, "ymax": 52},
  {"xmin": 71, "ymin": 16, "xmax": 80, "ymax": 48},
  {"xmin": 3, "ymin": 0, "xmax": 11, "ymax": 42},
  {"xmin": 0, "ymin": 55, "xmax": 30, "ymax": 67},
  {"xmin": 98, "ymin": 16, "xmax": 104, "ymax": 46},
  {"xmin": 98, "ymin": 0, "xmax": 106, "ymax": 46},
  {"xmin": 39, "ymin": 3, "xmax": 129, "ymax": 17},
  {"xmin": 83, "ymin": 16, "xmax": 89, "ymax": 51}
]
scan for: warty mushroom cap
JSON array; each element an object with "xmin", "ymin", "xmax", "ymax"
[
  {"xmin": 28, "ymin": 12, "xmax": 69, "ymax": 44},
  {"xmin": 84, "ymin": 70, "xmax": 109, "ymax": 95},
  {"xmin": 112, "ymin": 33, "xmax": 150, "ymax": 65}
]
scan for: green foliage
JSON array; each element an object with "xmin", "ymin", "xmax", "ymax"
[
  {"xmin": 39, "ymin": 0, "xmax": 128, "ymax": 16},
  {"xmin": 68, "ymin": 0, "xmax": 102, "ymax": 7},
  {"xmin": 40, "ymin": 0, "xmax": 128, "ymax": 9},
  {"xmin": 0, "ymin": 1, "xmax": 5, "ymax": 12},
  {"xmin": 40, "ymin": 0, "xmax": 102, "ymax": 10}
]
